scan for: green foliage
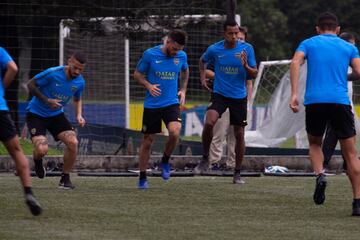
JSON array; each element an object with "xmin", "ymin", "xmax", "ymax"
[
  {"xmin": 238, "ymin": 0, "xmax": 291, "ymax": 60},
  {"xmin": 278, "ymin": 0, "xmax": 360, "ymax": 52}
]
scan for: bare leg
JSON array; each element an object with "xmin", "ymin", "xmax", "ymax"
[
  {"xmin": 139, "ymin": 134, "xmax": 155, "ymax": 172},
  {"xmin": 202, "ymin": 109, "xmax": 219, "ymax": 158},
  {"xmin": 32, "ymin": 135, "xmax": 48, "ymax": 160},
  {"xmin": 233, "ymin": 126, "xmax": 245, "ymax": 170},
  {"xmin": 159, "ymin": 121, "xmax": 182, "ymax": 180},
  {"xmin": 340, "ymin": 137, "xmax": 360, "ymax": 198},
  {"xmin": 232, "ymin": 125, "xmax": 245, "ymax": 184},
  {"xmin": 4, "ymin": 136, "xmax": 31, "ymax": 187},
  {"xmin": 4, "ymin": 136, "xmax": 42, "ymax": 215},
  {"xmin": 31, "ymin": 135, "xmax": 48, "ymax": 178},
  {"xmin": 57, "ymin": 130, "xmax": 78, "ymax": 174},
  {"xmin": 308, "ymin": 133, "xmax": 328, "ymax": 205},
  {"xmin": 164, "ymin": 121, "xmax": 181, "ymax": 156},
  {"xmin": 307, "ymin": 134, "xmax": 324, "ymax": 174},
  {"xmin": 226, "ymin": 125, "xmax": 236, "ymax": 169}
]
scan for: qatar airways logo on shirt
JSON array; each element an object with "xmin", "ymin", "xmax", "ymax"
[
  {"xmin": 50, "ymin": 91, "xmax": 71, "ymax": 104},
  {"xmin": 155, "ymin": 71, "xmax": 176, "ymax": 80},
  {"xmin": 220, "ymin": 66, "xmax": 239, "ymax": 74}
]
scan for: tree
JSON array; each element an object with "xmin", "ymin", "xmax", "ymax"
[
  {"xmin": 279, "ymin": 0, "xmax": 360, "ymax": 52},
  {"xmin": 238, "ymin": 0, "xmax": 291, "ymax": 61}
]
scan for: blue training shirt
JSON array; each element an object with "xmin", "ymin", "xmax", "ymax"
[
  {"xmin": 296, "ymin": 34, "xmax": 360, "ymax": 105},
  {"xmin": 136, "ymin": 45, "xmax": 188, "ymax": 108},
  {"xmin": 201, "ymin": 40, "xmax": 256, "ymax": 99},
  {"xmin": 0, "ymin": 47, "xmax": 14, "ymax": 111},
  {"xmin": 27, "ymin": 66, "xmax": 85, "ymax": 117}
]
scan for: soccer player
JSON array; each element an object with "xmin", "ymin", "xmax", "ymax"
[
  {"xmin": 0, "ymin": 46, "xmax": 42, "ymax": 215},
  {"xmin": 203, "ymin": 26, "xmax": 255, "ymax": 171},
  {"xmin": 197, "ymin": 20, "xmax": 257, "ymax": 184},
  {"xmin": 134, "ymin": 30, "xmax": 189, "ymax": 189},
  {"xmin": 290, "ymin": 12, "xmax": 360, "ymax": 216},
  {"xmin": 26, "ymin": 51, "xmax": 86, "ymax": 189},
  {"xmin": 322, "ymin": 32, "xmax": 356, "ymax": 173}
]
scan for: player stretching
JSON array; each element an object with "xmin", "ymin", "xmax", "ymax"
[
  {"xmin": 290, "ymin": 12, "xmax": 360, "ymax": 216},
  {"xmin": 26, "ymin": 52, "xmax": 86, "ymax": 189},
  {"xmin": 0, "ymin": 46, "xmax": 42, "ymax": 215},
  {"xmin": 134, "ymin": 30, "xmax": 189, "ymax": 189}
]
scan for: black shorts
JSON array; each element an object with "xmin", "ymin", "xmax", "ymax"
[
  {"xmin": 208, "ymin": 93, "xmax": 248, "ymax": 126},
  {"xmin": 26, "ymin": 112, "xmax": 74, "ymax": 141},
  {"xmin": 0, "ymin": 111, "xmax": 17, "ymax": 142},
  {"xmin": 305, "ymin": 103, "xmax": 355, "ymax": 139},
  {"xmin": 142, "ymin": 104, "xmax": 181, "ymax": 134}
]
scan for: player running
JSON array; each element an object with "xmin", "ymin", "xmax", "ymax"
[
  {"xmin": 26, "ymin": 51, "xmax": 86, "ymax": 190},
  {"xmin": 134, "ymin": 30, "xmax": 189, "ymax": 189}
]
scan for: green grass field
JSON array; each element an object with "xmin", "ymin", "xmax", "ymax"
[
  {"xmin": 0, "ymin": 174, "xmax": 359, "ymax": 240},
  {"xmin": 0, "ymin": 139, "xmax": 63, "ymax": 155}
]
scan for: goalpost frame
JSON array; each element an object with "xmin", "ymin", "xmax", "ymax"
[
  {"xmin": 249, "ymin": 60, "xmax": 291, "ymax": 110},
  {"xmin": 59, "ymin": 18, "xmax": 131, "ymax": 128}
]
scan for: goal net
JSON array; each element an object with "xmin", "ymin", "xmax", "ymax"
[
  {"xmin": 246, "ymin": 60, "xmax": 360, "ymax": 149},
  {"xmin": 59, "ymin": 14, "xmax": 236, "ymax": 154}
]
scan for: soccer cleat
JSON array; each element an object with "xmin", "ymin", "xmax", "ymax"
[
  {"xmin": 58, "ymin": 174, "xmax": 75, "ymax": 190},
  {"xmin": 352, "ymin": 199, "xmax": 360, "ymax": 216},
  {"xmin": 194, "ymin": 158, "xmax": 209, "ymax": 174},
  {"xmin": 233, "ymin": 171, "xmax": 245, "ymax": 184},
  {"xmin": 138, "ymin": 179, "xmax": 149, "ymax": 189},
  {"xmin": 25, "ymin": 194, "xmax": 42, "ymax": 216},
  {"xmin": 34, "ymin": 158, "xmax": 46, "ymax": 179},
  {"xmin": 313, "ymin": 173, "xmax": 327, "ymax": 205},
  {"xmin": 161, "ymin": 162, "xmax": 171, "ymax": 180}
]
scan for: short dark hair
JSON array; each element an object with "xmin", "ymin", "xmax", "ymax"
[
  {"xmin": 223, "ymin": 20, "xmax": 238, "ymax": 31},
  {"xmin": 72, "ymin": 51, "xmax": 87, "ymax": 64},
  {"xmin": 339, "ymin": 32, "xmax": 355, "ymax": 42},
  {"xmin": 167, "ymin": 29, "xmax": 187, "ymax": 46},
  {"xmin": 317, "ymin": 12, "xmax": 338, "ymax": 31}
]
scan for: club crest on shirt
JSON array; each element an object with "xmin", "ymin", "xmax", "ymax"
[
  {"xmin": 235, "ymin": 52, "xmax": 242, "ymax": 59},
  {"xmin": 173, "ymin": 58, "xmax": 179, "ymax": 65},
  {"xmin": 31, "ymin": 128, "xmax": 37, "ymax": 135},
  {"xmin": 71, "ymin": 86, "xmax": 78, "ymax": 93}
]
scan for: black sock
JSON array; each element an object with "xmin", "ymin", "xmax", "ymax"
[
  {"xmin": 24, "ymin": 187, "xmax": 33, "ymax": 195},
  {"xmin": 234, "ymin": 169, "xmax": 241, "ymax": 174},
  {"xmin": 34, "ymin": 158, "xmax": 43, "ymax": 167},
  {"xmin": 161, "ymin": 153, "xmax": 170, "ymax": 164},
  {"xmin": 139, "ymin": 171, "xmax": 147, "ymax": 180},
  {"xmin": 62, "ymin": 173, "xmax": 70, "ymax": 178},
  {"xmin": 354, "ymin": 198, "xmax": 360, "ymax": 203}
]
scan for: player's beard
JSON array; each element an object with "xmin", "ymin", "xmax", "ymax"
[
  {"xmin": 69, "ymin": 67, "xmax": 79, "ymax": 79},
  {"xmin": 166, "ymin": 48, "xmax": 172, "ymax": 57}
]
